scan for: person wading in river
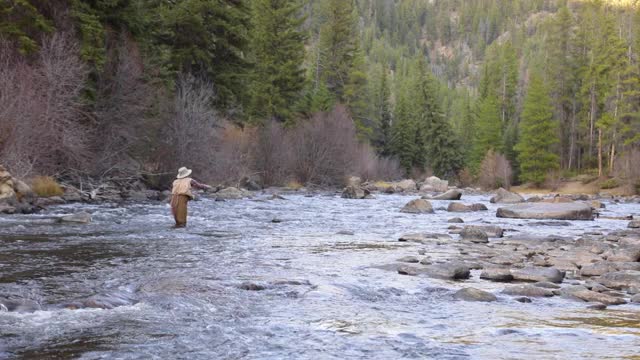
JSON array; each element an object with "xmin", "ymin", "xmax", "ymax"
[{"xmin": 170, "ymin": 167, "xmax": 211, "ymax": 228}]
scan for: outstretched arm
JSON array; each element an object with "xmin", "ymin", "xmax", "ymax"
[{"xmin": 190, "ymin": 179, "xmax": 211, "ymax": 190}]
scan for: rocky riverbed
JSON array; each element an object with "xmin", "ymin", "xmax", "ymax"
[{"xmin": 0, "ymin": 190, "xmax": 639, "ymax": 358}]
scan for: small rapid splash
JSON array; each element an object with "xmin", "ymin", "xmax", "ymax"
[{"xmin": 0, "ymin": 193, "xmax": 639, "ymax": 359}]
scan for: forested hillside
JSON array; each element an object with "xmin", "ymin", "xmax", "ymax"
[{"xmin": 1, "ymin": 0, "xmax": 639, "ymax": 192}]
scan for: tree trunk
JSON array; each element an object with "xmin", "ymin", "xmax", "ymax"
[
  {"xmin": 609, "ymin": 142, "xmax": 616, "ymax": 175},
  {"xmin": 598, "ymin": 128, "xmax": 603, "ymax": 177}
]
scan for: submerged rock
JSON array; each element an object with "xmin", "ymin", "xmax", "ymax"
[
  {"xmin": 490, "ymin": 188, "xmax": 525, "ymax": 204},
  {"xmin": 400, "ymin": 199, "xmax": 434, "ymax": 214},
  {"xmin": 497, "ymin": 202, "xmax": 594, "ymax": 220},
  {"xmin": 453, "ymin": 288, "xmax": 497, "ymax": 302},
  {"xmin": 239, "ymin": 282, "xmax": 267, "ymax": 291},
  {"xmin": 58, "ymin": 211, "xmax": 92, "ymax": 224}
]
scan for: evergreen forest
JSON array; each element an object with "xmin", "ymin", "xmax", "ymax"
[{"xmin": 2, "ymin": 0, "xmax": 640, "ymax": 191}]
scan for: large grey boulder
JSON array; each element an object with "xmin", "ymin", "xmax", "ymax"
[
  {"xmin": 425, "ymin": 262, "xmax": 470, "ymax": 280},
  {"xmin": 480, "ymin": 268, "xmax": 514, "ymax": 282},
  {"xmin": 400, "ymin": 199, "xmax": 434, "ymax": 214},
  {"xmin": 454, "ymin": 288, "xmax": 497, "ymax": 302},
  {"xmin": 596, "ymin": 270, "xmax": 640, "ymax": 290},
  {"xmin": 215, "ymin": 187, "xmax": 248, "ymax": 200},
  {"xmin": 511, "ymin": 266, "xmax": 565, "ymax": 283},
  {"xmin": 490, "ymin": 188, "xmax": 525, "ymax": 204},
  {"xmin": 451, "ymin": 225, "xmax": 503, "ymax": 238},
  {"xmin": 496, "ymin": 202, "xmax": 593, "ymax": 220},
  {"xmin": 425, "ymin": 189, "xmax": 462, "ymax": 201},
  {"xmin": 420, "ymin": 176, "xmax": 448, "ymax": 193},
  {"xmin": 446, "ymin": 202, "xmax": 488, "ymax": 212},
  {"xmin": 628, "ymin": 220, "xmax": 640, "ymax": 229}
]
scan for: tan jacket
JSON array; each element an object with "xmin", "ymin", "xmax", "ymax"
[{"xmin": 172, "ymin": 178, "xmax": 194, "ymax": 199}]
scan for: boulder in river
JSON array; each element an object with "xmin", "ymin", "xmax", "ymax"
[
  {"xmin": 496, "ymin": 202, "xmax": 594, "ymax": 220},
  {"xmin": 424, "ymin": 189, "xmax": 462, "ymax": 201},
  {"xmin": 490, "ymin": 188, "xmax": 525, "ymax": 204},
  {"xmin": 595, "ymin": 270, "xmax": 640, "ymax": 290},
  {"xmin": 394, "ymin": 179, "xmax": 417, "ymax": 192},
  {"xmin": 215, "ymin": 187, "xmax": 248, "ymax": 200},
  {"xmin": 397, "ymin": 256, "xmax": 420, "ymax": 263},
  {"xmin": 400, "ymin": 199, "xmax": 434, "ymax": 214},
  {"xmin": 448, "ymin": 217, "xmax": 464, "ymax": 223},
  {"xmin": 420, "ymin": 176, "xmax": 448, "ymax": 193},
  {"xmin": 460, "ymin": 226, "xmax": 489, "ymax": 243},
  {"xmin": 452, "ymin": 225, "xmax": 503, "ymax": 238},
  {"xmin": 631, "ymin": 294, "xmax": 640, "ymax": 303},
  {"xmin": 453, "ymin": 288, "xmax": 497, "ymax": 302},
  {"xmin": 561, "ymin": 286, "xmax": 626, "ymax": 305},
  {"xmin": 58, "ymin": 212, "xmax": 92, "ymax": 224},
  {"xmin": 446, "ymin": 202, "xmax": 488, "ymax": 213},
  {"xmin": 425, "ymin": 262, "xmax": 470, "ymax": 280},
  {"xmin": 480, "ymin": 268, "xmax": 514, "ymax": 282},
  {"xmin": 628, "ymin": 220, "xmax": 640, "ymax": 229},
  {"xmin": 502, "ymin": 285, "xmax": 555, "ymax": 297},
  {"xmin": 511, "ymin": 266, "xmax": 565, "ymax": 283},
  {"xmin": 398, "ymin": 233, "xmax": 452, "ymax": 243},
  {"xmin": 341, "ymin": 185, "xmax": 370, "ymax": 199}
]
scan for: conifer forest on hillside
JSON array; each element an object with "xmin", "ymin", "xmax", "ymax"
[{"xmin": 2, "ymin": 0, "xmax": 640, "ymax": 192}]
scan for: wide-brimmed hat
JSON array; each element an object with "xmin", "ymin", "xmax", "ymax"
[{"xmin": 177, "ymin": 167, "xmax": 192, "ymax": 179}]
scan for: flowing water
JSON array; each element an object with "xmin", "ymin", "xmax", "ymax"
[{"xmin": 0, "ymin": 193, "xmax": 639, "ymax": 359}]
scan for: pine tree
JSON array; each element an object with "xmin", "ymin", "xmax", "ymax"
[
  {"xmin": 515, "ymin": 74, "xmax": 559, "ymax": 186},
  {"xmin": 372, "ymin": 64, "xmax": 393, "ymax": 156},
  {"xmin": 0, "ymin": 0, "xmax": 53, "ymax": 54},
  {"xmin": 471, "ymin": 95, "xmax": 503, "ymax": 169},
  {"xmin": 391, "ymin": 86, "xmax": 416, "ymax": 174},
  {"xmin": 247, "ymin": 0, "xmax": 306, "ymax": 125}
]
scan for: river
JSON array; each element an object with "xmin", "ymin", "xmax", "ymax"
[{"xmin": 0, "ymin": 192, "xmax": 639, "ymax": 359}]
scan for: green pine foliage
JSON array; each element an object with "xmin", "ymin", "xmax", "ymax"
[
  {"xmin": 515, "ymin": 74, "xmax": 559, "ymax": 185},
  {"xmin": 0, "ymin": 0, "xmax": 53, "ymax": 54},
  {"xmin": 247, "ymin": 0, "xmax": 306, "ymax": 125}
]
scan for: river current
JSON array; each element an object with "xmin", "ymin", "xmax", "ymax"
[{"xmin": 0, "ymin": 192, "xmax": 639, "ymax": 359}]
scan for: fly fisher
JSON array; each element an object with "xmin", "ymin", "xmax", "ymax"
[{"xmin": 170, "ymin": 167, "xmax": 212, "ymax": 228}]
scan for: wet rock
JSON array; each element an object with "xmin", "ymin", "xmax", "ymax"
[
  {"xmin": 526, "ymin": 196, "xmax": 543, "ymax": 202},
  {"xmin": 628, "ymin": 220, "xmax": 640, "ymax": 229},
  {"xmin": 425, "ymin": 262, "xmax": 470, "ymax": 280},
  {"xmin": 58, "ymin": 211, "xmax": 92, "ymax": 224},
  {"xmin": 239, "ymin": 282, "xmax": 267, "ymax": 291},
  {"xmin": 400, "ymin": 199, "xmax": 434, "ymax": 214},
  {"xmin": 420, "ymin": 257, "xmax": 432, "ymax": 265},
  {"xmin": 269, "ymin": 194, "xmax": 287, "ymax": 200},
  {"xmin": 398, "ymin": 233, "xmax": 452, "ymax": 243},
  {"xmin": 631, "ymin": 294, "xmax": 640, "ymax": 303},
  {"xmin": 515, "ymin": 297, "xmax": 533, "ymax": 303},
  {"xmin": 562, "ymin": 286, "xmax": 627, "ymax": 305},
  {"xmin": 460, "ymin": 227, "xmax": 489, "ymax": 243},
  {"xmin": 215, "ymin": 187, "xmax": 248, "ymax": 200},
  {"xmin": 590, "ymin": 200, "xmax": 606, "ymax": 209},
  {"xmin": 480, "ymin": 268, "xmax": 514, "ymax": 282},
  {"xmin": 0, "ymin": 298, "xmax": 42, "ymax": 313},
  {"xmin": 420, "ymin": 176, "xmax": 448, "ymax": 193},
  {"xmin": 336, "ymin": 230, "xmax": 354, "ymax": 235},
  {"xmin": 456, "ymin": 225, "xmax": 503, "ymax": 238},
  {"xmin": 511, "ymin": 267, "xmax": 565, "ymax": 283},
  {"xmin": 425, "ymin": 189, "xmax": 462, "ymax": 201},
  {"xmin": 341, "ymin": 186, "xmax": 370, "ymax": 199},
  {"xmin": 446, "ymin": 202, "xmax": 488, "ymax": 213},
  {"xmin": 587, "ymin": 304, "xmax": 607, "ymax": 310},
  {"xmin": 240, "ymin": 176, "xmax": 262, "ymax": 191},
  {"xmin": 397, "ymin": 256, "xmax": 420, "ymax": 263},
  {"xmin": 596, "ymin": 270, "xmax": 640, "ymax": 290},
  {"xmin": 490, "ymin": 254, "xmax": 525, "ymax": 266},
  {"xmin": 398, "ymin": 265, "xmax": 420, "ymax": 276},
  {"xmin": 490, "ymin": 188, "xmax": 525, "ymax": 204},
  {"xmin": 533, "ymin": 281, "xmax": 561, "ymax": 289},
  {"xmin": 453, "ymin": 288, "xmax": 497, "ymax": 302},
  {"xmin": 502, "ymin": 285, "xmax": 555, "ymax": 297},
  {"xmin": 581, "ymin": 262, "xmax": 618, "ymax": 277},
  {"xmin": 448, "ymin": 217, "xmax": 464, "ymax": 223},
  {"xmin": 497, "ymin": 202, "xmax": 594, "ymax": 221}
]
